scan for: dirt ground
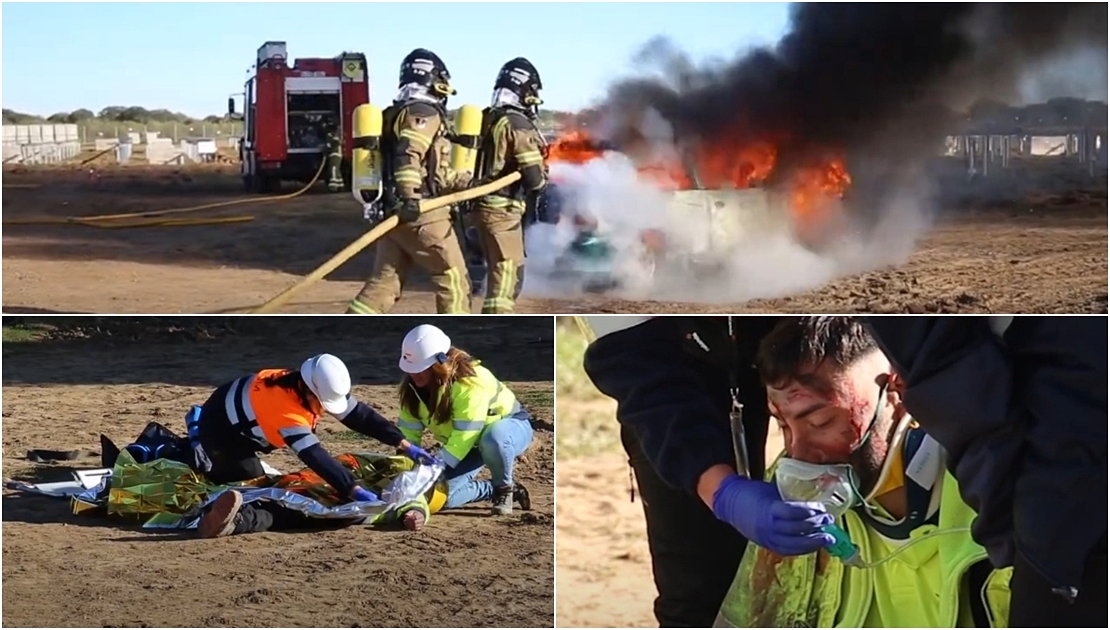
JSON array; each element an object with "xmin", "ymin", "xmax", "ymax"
[
  {"xmin": 1, "ymin": 317, "xmax": 554, "ymax": 628},
  {"xmin": 3, "ymin": 164, "xmax": 1106, "ymax": 314},
  {"xmin": 556, "ymin": 443, "xmax": 787, "ymax": 628}
]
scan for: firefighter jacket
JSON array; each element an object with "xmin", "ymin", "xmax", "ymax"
[
  {"xmin": 474, "ymin": 107, "xmax": 548, "ymax": 214},
  {"xmin": 715, "ymin": 454, "xmax": 1013, "ymax": 628},
  {"xmin": 578, "ymin": 316, "xmax": 783, "ymax": 494},
  {"xmin": 859, "ymin": 315, "xmax": 1108, "ymax": 595},
  {"xmin": 198, "ymin": 369, "xmax": 405, "ymax": 496},
  {"xmin": 396, "ymin": 361, "xmax": 521, "ymax": 468},
  {"xmin": 383, "ymin": 100, "xmax": 472, "ymax": 225}
]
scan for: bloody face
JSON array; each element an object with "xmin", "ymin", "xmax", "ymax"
[{"xmin": 766, "ymin": 354, "xmax": 894, "ymax": 489}]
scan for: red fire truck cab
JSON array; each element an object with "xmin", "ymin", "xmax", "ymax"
[{"xmin": 229, "ymin": 41, "xmax": 370, "ymax": 194}]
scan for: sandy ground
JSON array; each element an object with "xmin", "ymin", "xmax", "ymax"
[
  {"xmin": 3, "ymin": 164, "xmax": 1106, "ymax": 314},
  {"xmin": 555, "ymin": 338, "xmax": 783, "ymax": 629},
  {"xmin": 1, "ymin": 317, "xmax": 554, "ymax": 628}
]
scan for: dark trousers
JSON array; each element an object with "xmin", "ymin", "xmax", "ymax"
[
  {"xmin": 621, "ymin": 425, "xmax": 748, "ymax": 628},
  {"xmin": 198, "ymin": 436, "xmax": 356, "ymax": 534},
  {"xmin": 1009, "ymin": 534, "xmax": 1108, "ymax": 628},
  {"xmin": 233, "ymin": 503, "xmax": 357, "ymax": 534}
]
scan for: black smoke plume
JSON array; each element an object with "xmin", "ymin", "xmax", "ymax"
[{"xmin": 600, "ymin": 3, "xmax": 1107, "ymax": 192}]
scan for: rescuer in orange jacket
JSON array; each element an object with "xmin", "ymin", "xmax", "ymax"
[{"xmin": 189, "ymin": 353, "xmax": 438, "ymax": 538}]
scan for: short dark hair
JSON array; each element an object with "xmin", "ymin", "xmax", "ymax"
[{"xmin": 756, "ymin": 317, "xmax": 878, "ymax": 388}]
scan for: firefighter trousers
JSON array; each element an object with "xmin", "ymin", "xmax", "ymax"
[
  {"xmin": 349, "ymin": 218, "xmax": 471, "ymax": 314},
  {"xmin": 472, "ymin": 207, "xmax": 526, "ymax": 314}
]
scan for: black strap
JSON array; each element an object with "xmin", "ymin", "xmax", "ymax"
[{"xmin": 726, "ymin": 316, "xmax": 753, "ymax": 479}]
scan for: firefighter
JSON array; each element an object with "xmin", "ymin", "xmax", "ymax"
[
  {"xmin": 324, "ymin": 119, "xmax": 344, "ymax": 192},
  {"xmin": 469, "ymin": 57, "xmax": 549, "ymax": 314},
  {"xmin": 347, "ymin": 49, "xmax": 473, "ymax": 315},
  {"xmin": 394, "ymin": 324, "xmax": 533, "ymax": 529},
  {"xmin": 190, "ymin": 353, "xmax": 437, "ymax": 538}
]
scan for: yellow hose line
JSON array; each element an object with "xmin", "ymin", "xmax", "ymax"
[
  {"xmin": 237, "ymin": 172, "xmax": 524, "ymax": 315},
  {"xmin": 2, "ymin": 158, "xmax": 326, "ymax": 228}
]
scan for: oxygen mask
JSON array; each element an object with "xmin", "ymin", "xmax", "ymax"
[
  {"xmin": 775, "ymin": 455, "xmax": 970, "ymax": 570},
  {"xmin": 776, "ymin": 457, "xmax": 866, "ymax": 567}
]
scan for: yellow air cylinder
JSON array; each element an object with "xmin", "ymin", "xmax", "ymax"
[
  {"xmin": 351, "ymin": 103, "xmax": 383, "ymax": 205},
  {"xmin": 450, "ymin": 103, "xmax": 483, "ymax": 174}
]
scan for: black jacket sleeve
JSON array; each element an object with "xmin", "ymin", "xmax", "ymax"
[
  {"xmin": 583, "ymin": 317, "xmax": 736, "ymax": 495},
  {"xmin": 297, "ymin": 443, "xmax": 358, "ymax": 498},
  {"xmin": 335, "ymin": 399, "xmax": 405, "ymax": 447},
  {"xmin": 860, "ymin": 316, "xmax": 1108, "ymax": 588},
  {"xmin": 861, "ymin": 316, "xmax": 1023, "ymax": 569}
]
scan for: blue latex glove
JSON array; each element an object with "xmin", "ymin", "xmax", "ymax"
[
  {"xmin": 712, "ymin": 474, "xmax": 837, "ymax": 556},
  {"xmin": 350, "ymin": 486, "xmax": 379, "ymax": 503},
  {"xmin": 404, "ymin": 443, "xmax": 440, "ymax": 467}
]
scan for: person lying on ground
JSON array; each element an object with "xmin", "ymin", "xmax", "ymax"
[
  {"xmin": 714, "ymin": 317, "xmax": 1012, "ymax": 628},
  {"xmin": 395, "ymin": 324, "xmax": 534, "ymax": 529},
  {"xmin": 186, "ymin": 353, "xmax": 437, "ymax": 538}
]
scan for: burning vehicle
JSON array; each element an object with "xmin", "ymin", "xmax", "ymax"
[{"xmin": 533, "ymin": 126, "xmax": 854, "ymax": 294}]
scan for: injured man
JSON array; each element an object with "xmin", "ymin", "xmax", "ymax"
[
  {"xmin": 43, "ymin": 420, "xmax": 449, "ymax": 536},
  {"xmin": 713, "ymin": 317, "xmax": 1012, "ymax": 628}
]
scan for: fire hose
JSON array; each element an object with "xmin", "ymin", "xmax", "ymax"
[
  {"xmin": 1, "ymin": 158, "xmax": 326, "ymax": 229},
  {"xmin": 244, "ymin": 172, "xmax": 522, "ymax": 314}
]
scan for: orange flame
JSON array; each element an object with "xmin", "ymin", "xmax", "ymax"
[
  {"xmin": 790, "ymin": 158, "xmax": 852, "ymax": 219},
  {"xmin": 546, "ymin": 131, "xmax": 605, "ymax": 164},
  {"xmin": 547, "ymin": 128, "xmax": 853, "ymax": 236}
]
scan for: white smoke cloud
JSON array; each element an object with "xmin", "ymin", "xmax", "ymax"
[{"xmin": 521, "ymin": 155, "xmax": 933, "ymax": 304}]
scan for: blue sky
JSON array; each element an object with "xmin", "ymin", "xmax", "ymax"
[{"xmin": 1, "ymin": 1, "xmax": 791, "ymax": 117}]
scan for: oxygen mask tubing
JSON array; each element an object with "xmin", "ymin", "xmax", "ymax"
[{"xmin": 775, "ymin": 457, "xmax": 969, "ymax": 569}]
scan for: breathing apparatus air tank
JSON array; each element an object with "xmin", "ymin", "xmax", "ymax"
[
  {"xmin": 450, "ymin": 104, "xmax": 483, "ymax": 174},
  {"xmin": 351, "ymin": 104, "xmax": 384, "ymax": 217}
]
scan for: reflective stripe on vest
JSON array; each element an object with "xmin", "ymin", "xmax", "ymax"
[{"xmin": 224, "ymin": 374, "xmax": 268, "ymax": 448}]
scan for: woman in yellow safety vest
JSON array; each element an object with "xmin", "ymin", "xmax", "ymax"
[{"xmin": 394, "ymin": 324, "xmax": 533, "ymax": 530}]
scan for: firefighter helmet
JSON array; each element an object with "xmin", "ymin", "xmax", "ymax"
[
  {"xmin": 398, "ymin": 48, "xmax": 456, "ymax": 99},
  {"xmin": 492, "ymin": 57, "xmax": 544, "ymax": 116}
]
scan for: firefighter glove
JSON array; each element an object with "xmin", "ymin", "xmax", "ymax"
[
  {"xmin": 711, "ymin": 474, "xmax": 837, "ymax": 556},
  {"xmin": 397, "ymin": 199, "xmax": 421, "ymax": 223}
]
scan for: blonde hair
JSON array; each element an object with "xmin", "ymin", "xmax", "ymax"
[{"xmin": 399, "ymin": 347, "xmax": 477, "ymax": 424}]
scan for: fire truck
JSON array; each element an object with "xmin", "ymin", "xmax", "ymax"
[{"xmin": 229, "ymin": 41, "xmax": 370, "ymax": 194}]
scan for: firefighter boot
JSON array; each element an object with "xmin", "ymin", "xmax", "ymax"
[
  {"xmin": 491, "ymin": 482, "xmax": 531, "ymax": 516},
  {"xmin": 197, "ymin": 490, "xmax": 244, "ymax": 538}
]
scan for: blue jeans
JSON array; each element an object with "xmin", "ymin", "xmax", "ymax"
[{"xmin": 443, "ymin": 413, "xmax": 534, "ymax": 509}]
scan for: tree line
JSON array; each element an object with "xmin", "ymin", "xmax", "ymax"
[
  {"xmin": 3, "ymin": 105, "xmax": 579, "ymax": 127},
  {"xmin": 4, "ymin": 98, "xmax": 1102, "ymax": 133},
  {"xmin": 2, "ymin": 106, "xmax": 230, "ymax": 126}
]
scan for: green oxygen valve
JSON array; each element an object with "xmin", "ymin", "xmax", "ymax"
[{"xmin": 822, "ymin": 522, "xmax": 865, "ymax": 568}]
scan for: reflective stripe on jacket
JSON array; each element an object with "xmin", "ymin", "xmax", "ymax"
[{"xmin": 223, "ymin": 369, "xmax": 323, "ymax": 455}]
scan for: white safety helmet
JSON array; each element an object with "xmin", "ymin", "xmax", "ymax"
[
  {"xmin": 399, "ymin": 324, "xmax": 452, "ymax": 374},
  {"xmin": 299, "ymin": 353, "xmax": 352, "ymax": 415}
]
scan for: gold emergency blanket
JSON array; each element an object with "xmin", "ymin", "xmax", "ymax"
[{"xmin": 72, "ymin": 450, "xmax": 447, "ymax": 529}]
